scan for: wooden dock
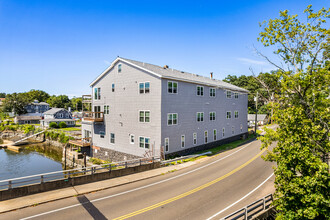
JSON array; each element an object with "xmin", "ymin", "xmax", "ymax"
[{"xmin": 0, "ymin": 140, "xmax": 21, "ymax": 152}]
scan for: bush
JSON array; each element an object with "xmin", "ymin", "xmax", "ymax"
[
  {"xmin": 49, "ymin": 122, "xmax": 58, "ymax": 128},
  {"xmin": 0, "ymin": 138, "xmax": 3, "ymax": 144},
  {"xmin": 59, "ymin": 122, "xmax": 67, "ymax": 128}
]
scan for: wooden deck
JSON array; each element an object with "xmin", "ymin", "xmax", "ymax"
[{"xmin": 69, "ymin": 138, "xmax": 91, "ymax": 147}]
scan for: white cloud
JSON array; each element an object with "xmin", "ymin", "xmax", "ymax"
[{"xmin": 237, "ymin": 57, "xmax": 267, "ymax": 66}]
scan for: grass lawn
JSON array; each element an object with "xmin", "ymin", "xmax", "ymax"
[
  {"xmin": 197, "ymin": 133, "xmax": 259, "ymax": 156},
  {"xmin": 59, "ymin": 127, "xmax": 81, "ymax": 131}
]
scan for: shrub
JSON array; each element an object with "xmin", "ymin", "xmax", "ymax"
[
  {"xmin": 59, "ymin": 122, "xmax": 67, "ymax": 128},
  {"xmin": 0, "ymin": 138, "xmax": 3, "ymax": 144},
  {"xmin": 170, "ymin": 161, "xmax": 176, "ymax": 165},
  {"xmin": 49, "ymin": 122, "xmax": 58, "ymax": 128},
  {"xmin": 177, "ymin": 160, "xmax": 182, "ymax": 164}
]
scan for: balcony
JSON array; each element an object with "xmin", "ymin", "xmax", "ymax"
[
  {"xmin": 83, "ymin": 112, "xmax": 104, "ymax": 122},
  {"xmin": 82, "ymin": 95, "xmax": 92, "ymax": 103},
  {"xmin": 69, "ymin": 137, "xmax": 91, "ymax": 147}
]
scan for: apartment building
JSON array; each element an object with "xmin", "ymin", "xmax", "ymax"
[{"xmin": 81, "ymin": 57, "xmax": 248, "ymax": 161}]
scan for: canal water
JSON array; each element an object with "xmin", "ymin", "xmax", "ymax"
[{"xmin": 0, "ymin": 143, "xmax": 64, "ymax": 181}]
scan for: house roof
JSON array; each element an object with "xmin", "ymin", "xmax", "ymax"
[
  {"xmin": 247, "ymin": 114, "xmax": 268, "ymax": 121},
  {"xmin": 90, "ymin": 57, "xmax": 249, "ymax": 93},
  {"xmin": 16, "ymin": 116, "xmax": 42, "ymax": 121},
  {"xmin": 41, "ymin": 118, "xmax": 75, "ymax": 122},
  {"xmin": 43, "ymin": 108, "xmax": 66, "ymax": 115}
]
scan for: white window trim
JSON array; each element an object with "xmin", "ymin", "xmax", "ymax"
[
  {"xmin": 226, "ymin": 90, "xmax": 232, "ymax": 99},
  {"xmin": 193, "ymin": 133, "xmax": 197, "ymax": 145},
  {"xmin": 204, "ymin": 130, "xmax": 208, "ymax": 144},
  {"xmin": 139, "ymin": 136, "xmax": 150, "ymax": 149},
  {"xmin": 234, "ymin": 111, "xmax": 239, "ymax": 119},
  {"xmin": 139, "ymin": 81, "xmax": 150, "ymax": 94},
  {"xmin": 226, "ymin": 111, "xmax": 232, "ymax": 119},
  {"xmin": 139, "ymin": 110, "xmax": 151, "ymax": 123},
  {"xmin": 110, "ymin": 133, "xmax": 115, "ymax": 144},
  {"xmin": 181, "ymin": 135, "xmax": 185, "ymax": 148},
  {"xmin": 165, "ymin": 137, "xmax": 169, "ymax": 152},
  {"xmin": 234, "ymin": 92, "xmax": 239, "ymax": 99},
  {"xmin": 213, "ymin": 129, "xmax": 217, "ymax": 141},
  {"xmin": 167, "ymin": 81, "xmax": 178, "ymax": 94},
  {"xmin": 167, "ymin": 113, "xmax": 178, "ymax": 126},
  {"xmin": 118, "ymin": 64, "xmax": 122, "ymax": 73},
  {"xmin": 209, "ymin": 112, "xmax": 216, "ymax": 121},
  {"xmin": 197, "ymin": 112, "xmax": 204, "ymax": 122},
  {"xmin": 196, "ymin": 85, "xmax": 204, "ymax": 96},
  {"xmin": 130, "ymin": 134, "xmax": 135, "ymax": 144},
  {"xmin": 209, "ymin": 88, "xmax": 216, "ymax": 97}
]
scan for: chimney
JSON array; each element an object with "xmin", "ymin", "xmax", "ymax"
[
  {"xmin": 163, "ymin": 65, "xmax": 169, "ymax": 69},
  {"xmin": 210, "ymin": 72, "xmax": 213, "ymax": 79}
]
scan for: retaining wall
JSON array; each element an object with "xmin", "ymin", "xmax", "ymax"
[{"xmin": 0, "ymin": 162, "xmax": 160, "ymax": 201}]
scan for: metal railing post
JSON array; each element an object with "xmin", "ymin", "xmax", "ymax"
[
  {"xmin": 8, "ymin": 180, "xmax": 12, "ymax": 189},
  {"xmin": 140, "ymin": 159, "xmax": 142, "ymax": 166},
  {"xmin": 263, "ymin": 197, "xmax": 266, "ymax": 210},
  {"xmin": 125, "ymin": 161, "xmax": 127, "ymax": 168},
  {"xmin": 41, "ymin": 175, "xmax": 44, "ymax": 184},
  {"xmin": 245, "ymin": 207, "xmax": 248, "ymax": 220}
]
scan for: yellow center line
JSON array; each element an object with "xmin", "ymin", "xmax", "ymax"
[{"xmin": 113, "ymin": 148, "xmax": 267, "ymax": 220}]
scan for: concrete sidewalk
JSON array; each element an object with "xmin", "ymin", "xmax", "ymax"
[{"xmin": 0, "ymin": 160, "xmax": 199, "ymax": 213}]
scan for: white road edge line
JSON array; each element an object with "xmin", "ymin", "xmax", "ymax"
[
  {"xmin": 206, "ymin": 173, "xmax": 274, "ymax": 220},
  {"xmin": 20, "ymin": 141, "xmax": 255, "ymax": 220}
]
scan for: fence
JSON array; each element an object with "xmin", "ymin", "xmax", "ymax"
[
  {"xmin": 222, "ymin": 194, "xmax": 273, "ymax": 220},
  {"xmin": 0, "ymin": 156, "xmax": 160, "ymax": 190}
]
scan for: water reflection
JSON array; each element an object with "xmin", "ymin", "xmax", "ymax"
[{"xmin": 0, "ymin": 143, "xmax": 64, "ymax": 181}]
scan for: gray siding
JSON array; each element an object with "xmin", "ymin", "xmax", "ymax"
[
  {"xmin": 161, "ymin": 79, "xmax": 248, "ymax": 154},
  {"xmin": 85, "ymin": 60, "xmax": 162, "ymax": 157}
]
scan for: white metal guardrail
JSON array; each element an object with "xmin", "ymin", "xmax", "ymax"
[
  {"xmin": 0, "ymin": 157, "xmax": 160, "ymax": 190},
  {"xmin": 221, "ymin": 194, "xmax": 273, "ymax": 220},
  {"xmin": 161, "ymin": 151, "xmax": 212, "ymax": 165}
]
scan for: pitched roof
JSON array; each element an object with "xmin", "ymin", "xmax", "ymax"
[
  {"xmin": 43, "ymin": 108, "xmax": 66, "ymax": 115},
  {"xmin": 247, "ymin": 114, "xmax": 268, "ymax": 121},
  {"xmin": 90, "ymin": 57, "xmax": 249, "ymax": 93},
  {"xmin": 16, "ymin": 116, "xmax": 42, "ymax": 121}
]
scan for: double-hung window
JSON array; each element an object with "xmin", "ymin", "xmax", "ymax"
[
  {"xmin": 104, "ymin": 105, "xmax": 109, "ymax": 114},
  {"xmin": 94, "ymin": 88, "xmax": 101, "ymax": 100},
  {"xmin": 110, "ymin": 133, "xmax": 115, "ymax": 144},
  {"xmin": 100, "ymin": 131, "xmax": 105, "ymax": 138},
  {"xmin": 181, "ymin": 135, "xmax": 185, "ymax": 148},
  {"xmin": 118, "ymin": 64, "xmax": 122, "ymax": 73},
  {"xmin": 226, "ymin": 111, "xmax": 231, "ymax": 119},
  {"xmin": 139, "ymin": 137, "xmax": 150, "ymax": 149},
  {"xmin": 112, "ymin": 84, "xmax": 115, "ymax": 92},
  {"xmin": 167, "ymin": 113, "xmax": 178, "ymax": 125},
  {"xmin": 168, "ymin": 81, "xmax": 178, "ymax": 94},
  {"xmin": 193, "ymin": 133, "xmax": 197, "ymax": 145},
  {"xmin": 204, "ymin": 131, "xmax": 208, "ymax": 143},
  {"xmin": 240, "ymin": 124, "xmax": 243, "ymax": 132},
  {"xmin": 222, "ymin": 128, "xmax": 225, "ymax": 137},
  {"xmin": 210, "ymin": 88, "xmax": 216, "ymax": 97},
  {"xmin": 197, "ymin": 112, "xmax": 204, "ymax": 122},
  {"xmin": 213, "ymin": 129, "xmax": 217, "ymax": 141},
  {"xmin": 197, "ymin": 86, "xmax": 204, "ymax": 96},
  {"xmin": 130, "ymin": 134, "xmax": 135, "ymax": 144},
  {"xmin": 165, "ymin": 138, "xmax": 169, "ymax": 152},
  {"xmin": 234, "ymin": 111, "xmax": 239, "ymax": 119},
  {"xmin": 209, "ymin": 112, "xmax": 216, "ymax": 121},
  {"xmin": 226, "ymin": 91, "xmax": 232, "ymax": 99},
  {"xmin": 234, "ymin": 92, "xmax": 239, "ymax": 99},
  {"xmin": 139, "ymin": 111, "xmax": 150, "ymax": 122},
  {"xmin": 139, "ymin": 82, "xmax": 150, "ymax": 94}
]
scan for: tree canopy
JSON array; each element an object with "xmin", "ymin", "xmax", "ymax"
[{"xmin": 258, "ymin": 5, "xmax": 329, "ymax": 219}]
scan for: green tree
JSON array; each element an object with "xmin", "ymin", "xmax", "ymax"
[
  {"xmin": 258, "ymin": 5, "xmax": 329, "ymax": 219},
  {"xmin": 26, "ymin": 89, "xmax": 50, "ymax": 102},
  {"xmin": 0, "ymin": 93, "xmax": 6, "ymax": 98},
  {"xmin": 71, "ymin": 97, "xmax": 82, "ymax": 111},
  {"xmin": 47, "ymin": 95, "xmax": 71, "ymax": 109},
  {"xmin": 3, "ymin": 93, "xmax": 29, "ymax": 115}
]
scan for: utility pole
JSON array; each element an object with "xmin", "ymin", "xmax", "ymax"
[{"xmin": 254, "ymin": 91, "xmax": 258, "ymax": 134}]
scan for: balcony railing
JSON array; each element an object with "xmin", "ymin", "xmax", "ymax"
[
  {"xmin": 83, "ymin": 112, "xmax": 104, "ymax": 122},
  {"xmin": 82, "ymin": 95, "xmax": 92, "ymax": 103},
  {"xmin": 69, "ymin": 137, "xmax": 91, "ymax": 147}
]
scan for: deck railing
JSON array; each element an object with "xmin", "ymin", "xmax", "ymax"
[
  {"xmin": 68, "ymin": 137, "xmax": 92, "ymax": 147},
  {"xmin": 83, "ymin": 111, "xmax": 104, "ymax": 122},
  {"xmin": 0, "ymin": 157, "xmax": 160, "ymax": 190}
]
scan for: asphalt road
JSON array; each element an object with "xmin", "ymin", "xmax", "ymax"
[{"xmin": 1, "ymin": 139, "xmax": 275, "ymax": 220}]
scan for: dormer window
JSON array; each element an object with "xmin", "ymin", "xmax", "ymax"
[{"xmin": 118, "ymin": 64, "xmax": 122, "ymax": 73}]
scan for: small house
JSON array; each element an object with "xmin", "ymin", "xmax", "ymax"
[
  {"xmin": 247, "ymin": 114, "xmax": 268, "ymax": 127},
  {"xmin": 40, "ymin": 108, "xmax": 75, "ymax": 128}
]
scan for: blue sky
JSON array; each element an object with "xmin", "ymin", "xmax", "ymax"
[{"xmin": 0, "ymin": 0, "xmax": 329, "ymax": 97}]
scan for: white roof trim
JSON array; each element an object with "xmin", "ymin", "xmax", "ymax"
[
  {"xmin": 161, "ymin": 76, "xmax": 249, "ymax": 93},
  {"xmin": 89, "ymin": 57, "xmax": 162, "ymax": 87}
]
